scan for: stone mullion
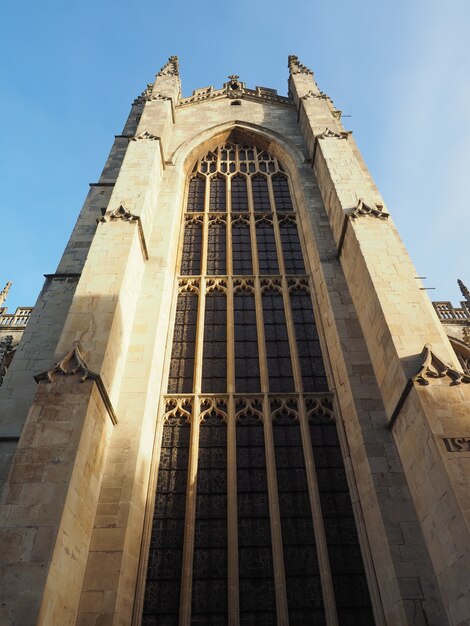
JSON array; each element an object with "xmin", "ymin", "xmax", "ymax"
[
  {"xmin": 261, "ymin": 395, "xmax": 289, "ymax": 626},
  {"xmin": 227, "ymin": 395, "xmax": 239, "ymax": 626},
  {"xmin": 298, "ymin": 397, "xmax": 339, "ymax": 626},
  {"xmin": 254, "ymin": 293, "xmax": 288, "ymax": 624},
  {"xmin": 249, "ymin": 171, "xmax": 289, "ymax": 622},
  {"xmin": 178, "ymin": 397, "xmax": 200, "ymax": 626},
  {"xmin": 179, "ymin": 212, "xmax": 207, "ymax": 624}
]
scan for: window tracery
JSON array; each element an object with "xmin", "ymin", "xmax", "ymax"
[{"xmin": 143, "ymin": 141, "xmax": 375, "ymax": 625}]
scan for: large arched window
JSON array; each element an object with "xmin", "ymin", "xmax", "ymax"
[{"xmin": 143, "ymin": 142, "xmax": 375, "ymax": 625}]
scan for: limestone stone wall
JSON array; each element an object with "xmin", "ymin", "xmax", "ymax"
[{"xmin": 1, "ymin": 56, "xmax": 469, "ymax": 626}]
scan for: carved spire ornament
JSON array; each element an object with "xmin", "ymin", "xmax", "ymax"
[
  {"xmin": 34, "ymin": 341, "xmax": 117, "ymax": 423},
  {"xmin": 288, "ymin": 54, "xmax": 313, "ymax": 75},
  {"xmin": 98, "ymin": 204, "xmax": 139, "ymax": 224},
  {"xmin": 130, "ymin": 130, "xmax": 160, "ymax": 141},
  {"xmin": 34, "ymin": 340, "xmax": 98, "ymax": 383},
  {"xmin": 157, "ymin": 55, "xmax": 179, "ymax": 77},
  {"xmin": 0, "ymin": 335, "xmax": 15, "ymax": 387},
  {"xmin": 458, "ymin": 279, "xmax": 470, "ymax": 306},
  {"xmin": 317, "ymin": 127, "xmax": 349, "ymax": 140},
  {"xmin": 348, "ymin": 198, "xmax": 389, "ymax": 219},
  {"xmin": 412, "ymin": 343, "xmax": 470, "ymax": 385},
  {"xmin": 0, "ymin": 281, "xmax": 12, "ymax": 306}
]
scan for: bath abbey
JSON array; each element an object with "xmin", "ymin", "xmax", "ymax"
[{"xmin": 1, "ymin": 55, "xmax": 470, "ymax": 626}]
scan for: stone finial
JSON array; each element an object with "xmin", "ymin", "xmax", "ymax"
[
  {"xmin": 458, "ymin": 279, "xmax": 470, "ymax": 306},
  {"xmin": 0, "ymin": 281, "xmax": 12, "ymax": 306},
  {"xmin": 412, "ymin": 343, "xmax": 470, "ymax": 386},
  {"xmin": 157, "ymin": 55, "xmax": 179, "ymax": 77},
  {"xmin": 288, "ymin": 54, "xmax": 313, "ymax": 76}
]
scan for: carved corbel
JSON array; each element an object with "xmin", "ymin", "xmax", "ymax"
[
  {"xmin": 412, "ymin": 343, "xmax": 470, "ymax": 386},
  {"xmin": 34, "ymin": 341, "xmax": 117, "ymax": 424}
]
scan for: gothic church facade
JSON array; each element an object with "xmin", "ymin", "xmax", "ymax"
[{"xmin": 1, "ymin": 56, "xmax": 470, "ymax": 626}]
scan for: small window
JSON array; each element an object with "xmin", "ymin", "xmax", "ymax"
[{"xmin": 230, "ymin": 100, "xmax": 242, "ymax": 106}]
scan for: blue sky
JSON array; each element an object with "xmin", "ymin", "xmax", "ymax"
[{"xmin": 1, "ymin": 0, "xmax": 469, "ymax": 311}]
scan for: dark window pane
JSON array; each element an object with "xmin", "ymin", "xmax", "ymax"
[
  {"xmin": 167, "ymin": 293, "xmax": 197, "ymax": 393},
  {"xmin": 272, "ymin": 174, "xmax": 293, "ymax": 212},
  {"xmin": 279, "ymin": 218, "xmax": 305, "ymax": 274},
  {"xmin": 272, "ymin": 411, "xmax": 326, "ymax": 623},
  {"xmin": 232, "ymin": 175, "xmax": 248, "ymax": 212},
  {"xmin": 180, "ymin": 221, "xmax": 202, "ymax": 275},
  {"xmin": 256, "ymin": 220, "xmax": 279, "ymax": 274},
  {"xmin": 202, "ymin": 291, "xmax": 227, "ymax": 393},
  {"xmin": 234, "ymin": 290, "xmax": 260, "ymax": 392},
  {"xmin": 210, "ymin": 176, "xmax": 226, "ymax": 212},
  {"xmin": 237, "ymin": 409, "xmax": 276, "ymax": 623},
  {"xmin": 262, "ymin": 289, "xmax": 294, "ymax": 392},
  {"xmin": 207, "ymin": 221, "xmax": 227, "ymax": 275},
  {"xmin": 192, "ymin": 413, "xmax": 228, "ymax": 619},
  {"xmin": 252, "ymin": 175, "xmax": 271, "ymax": 212},
  {"xmin": 232, "ymin": 220, "xmax": 253, "ymax": 274},
  {"xmin": 143, "ymin": 419, "xmax": 190, "ymax": 622},
  {"xmin": 309, "ymin": 412, "xmax": 374, "ymax": 621},
  {"xmin": 187, "ymin": 176, "xmax": 205, "ymax": 212},
  {"xmin": 290, "ymin": 291, "xmax": 328, "ymax": 392}
]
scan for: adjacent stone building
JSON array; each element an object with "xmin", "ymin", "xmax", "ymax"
[{"xmin": 1, "ymin": 56, "xmax": 470, "ymax": 626}]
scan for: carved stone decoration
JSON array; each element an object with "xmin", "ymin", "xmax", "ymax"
[
  {"xmin": 34, "ymin": 341, "xmax": 118, "ymax": 424},
  {"xmin": 225, "ymin": 75, "xmax": 245, "ymax": 99},
  {"xmin": 301, "ymin": 91, "xmax": 328, "ymax": 100},
  {"xmin": 179, "ymin": 83, "xmax": 292, "ymax": 107},
  {"xmin": 0, "ymin": 335, "xmax": 15, "ymax": 387},
  {"xmin": 412, "ymin": 343, "xmax": 470, "ymax": 386},
  {"xmin": 458, "ymin": 279, "xmax": 470, "ymax": 306},
  {"xmin": 157, "ymin": 55, "xmax": 179, "ymax": 77},
  {"xmin": 442, "ymin": 437, "xmax": 470, "ymax": 452},
  {"xmin": 133, "ymin": 83, "xmax": 154, "ymax": 105},
  {"xmin": 317, "ymin": 127, "xmax": 349, "ymax": 140},
  {"xmin": 98, "ymin": 204, "xmax": 139, "ymax": 224},
  {"xmin": 34, "ymin": 340, "xmax": 98, "ymax": 384},
  {"xmin": 97, "ymin": 205, "xmax": 148, "ymax": 260},
  {"xmin": 288, "ymin": 54, "xmax": 313, "ymax": 76},
  {"xmin": 0, "ymin": 281, "xmax": 12, "ymax": 307},
  {"xmin": 448, "ymin": 336, "xmax": 470, "ymax": 374},
  {"xmin": 463, "ymin": 326, "xmax": 470, "ymax": 349},
  {"xmin": 130, "ymin": 130, "xmax": 160, "ymax": 141},
  {"xmin": 348, "ymin": 198, "xmax": 390, "ymax": 220}
]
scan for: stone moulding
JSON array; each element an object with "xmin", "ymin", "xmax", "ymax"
[
  {"xmin": 97, "ymin": 205, "xmax": 149, "ymax": 261},
  {"xmin": 389, "ymin": 343, "xmax": 470, "ymax": 429},
  {"xmin": 288, "ymin": 54, "xmax": 313, "ymax": 76},
  {"xmin": 34, "ymin": 340, "xmax": 118, "ymax": 425}
]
